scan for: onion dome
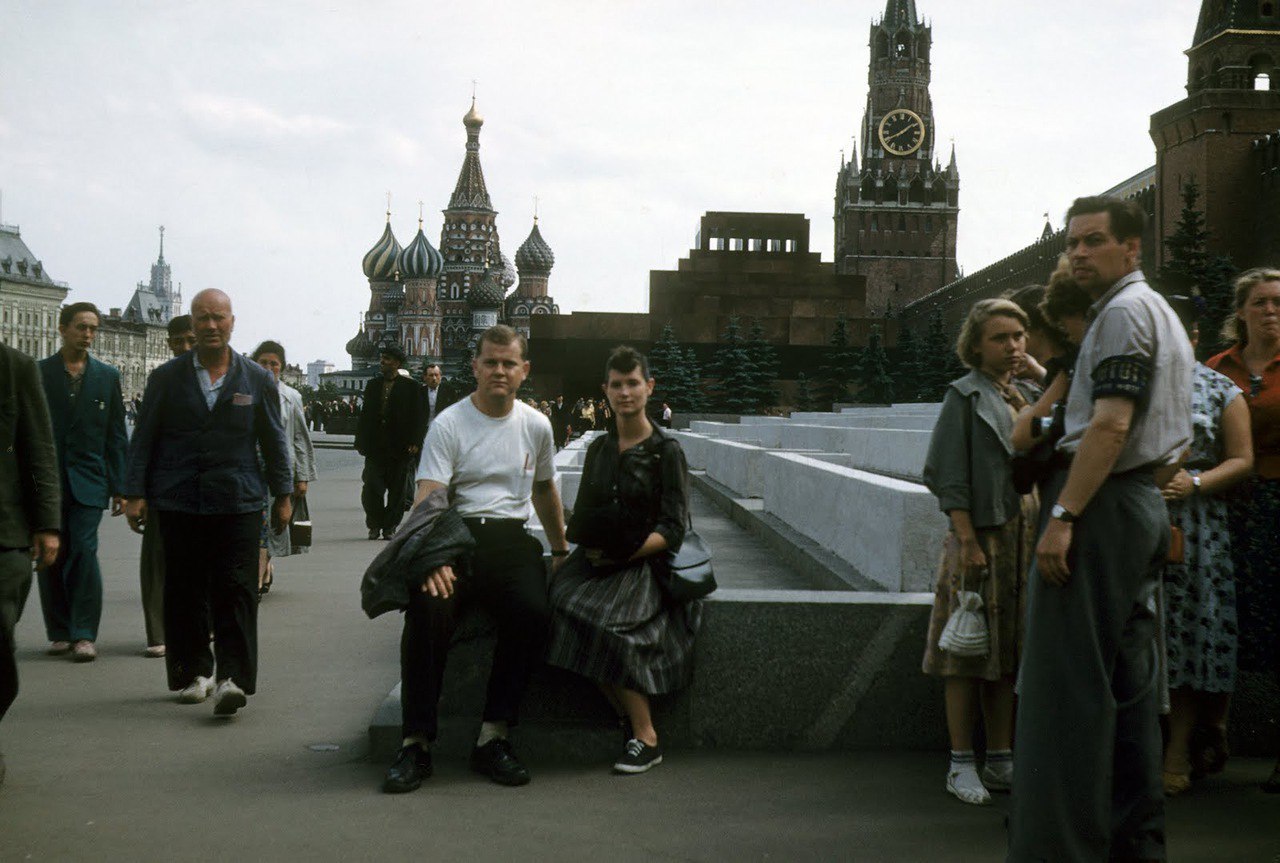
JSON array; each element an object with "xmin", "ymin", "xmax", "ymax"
[
  {"xmin": 467, "ymin": 267, "xmax": 506, "ymax": 309},
  {"xmin": 362, "ymin": 218, "xmax": 402, "ymax": 281},
  {"xmin": 499, "ymin": 252, "xmax": 517, "ymax": 289},
  {"xmin": 515, "ymin": 220, "xmax": 555, "ymax": 274},
  {"xmin": 398, "ymin": 226, "xmax": 443, "ymax": 279},
  {"xmin": 463, "ymin": 97, "xmax": 484, "ymax": 130},
  {"xmin": 345, "ymin": 326, "xmax": 374, "ymax": 357}
]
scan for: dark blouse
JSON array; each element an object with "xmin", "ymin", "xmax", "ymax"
[{"xmin": 567, "ymin": 426, "xmax": 689, "ymax": 561}]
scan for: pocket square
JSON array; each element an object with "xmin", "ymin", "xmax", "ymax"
[{"xmin": 232, "ymin": 393, "xmax": 253, "ymax": 406}]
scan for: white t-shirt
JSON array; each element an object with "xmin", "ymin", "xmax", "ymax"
[{"xmin": 417, "ymin": 397, "xmax": 557, "ymax": 520}]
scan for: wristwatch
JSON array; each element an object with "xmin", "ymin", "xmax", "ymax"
[
  {"xmin": 1050, "ymin": 503, "xmax": 1078, "ymax": 524},
  {"xmin": 1189, "ymin": 470, "xmax": 1202, "ymax": 495}
]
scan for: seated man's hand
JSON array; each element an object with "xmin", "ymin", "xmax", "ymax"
[{"xmin": 422, "ymin": 564, "xmax": 457, "ymax": 599}]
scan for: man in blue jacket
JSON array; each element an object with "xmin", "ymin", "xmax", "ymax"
[
  {"xmin": 123, "ymin": 289, "xmax": 292, "ymax": 717},
  {"xmin": 37, "ymin": 302, "xmax": 128, "ymax": 663}
]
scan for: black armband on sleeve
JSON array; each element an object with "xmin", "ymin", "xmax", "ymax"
[{"xmin": 1091, "ymin": 354, "xmax": 1152, "ymax": 401}]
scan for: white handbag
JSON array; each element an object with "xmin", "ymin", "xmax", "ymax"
[{"xmin": 938, "ymin": 565, "xmax": 990, "ymax": 658}]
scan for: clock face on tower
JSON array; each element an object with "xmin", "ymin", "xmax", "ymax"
[{"xmin": 877, "ymin": 109, "xmax": 926, "ymax": 157}]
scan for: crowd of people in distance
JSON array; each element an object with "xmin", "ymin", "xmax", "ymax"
[{"xmin": 921, "ymin": 195, "xmax": 1279, "ymax": 861}]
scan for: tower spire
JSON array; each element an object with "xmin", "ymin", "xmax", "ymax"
[{"xmin": 158, "ymin": 225, "xmax": 165, "ymax": 263}]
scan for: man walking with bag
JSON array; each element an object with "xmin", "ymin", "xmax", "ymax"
[{"xmin": 383, "ymin": 325, "xmax": 569, "ymax": 793}]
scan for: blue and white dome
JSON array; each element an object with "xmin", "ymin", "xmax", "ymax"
[{"xmin": 398, "ymin": 227, "xmax": 444, "ymax": 279}]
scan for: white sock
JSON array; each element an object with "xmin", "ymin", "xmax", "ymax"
[
  {"xmin": 402, "ymin": 735, "xmax": 429, "ymax": 750},
  {"xmin": 476, "ymin": 721, "xmax": 508, "ymax": 747},
  {"xmin": 947, "ymin": 751, "xmax": 990, "ymax": 805}
]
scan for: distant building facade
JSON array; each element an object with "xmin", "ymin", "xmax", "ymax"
[
  {"xmin": 307, "ymin": 359, "xmax": 335, "ymax": 389},
  {"xmin": 901, "ymin": 0, "xmax": 1279, "ymax": 333},
  {"xmin": 346, "ymin": 100, "xmax": 558, "ymax": 378},
  {"xmin": 834, "ymin": 0, "xmax": 960, "ymax": 316},
  {"xmin": 0, "ymin": 223, "xmax": 68, "ymax": 357},
  {"xmin": 529, "ymin": 212, "xmax": 886, "ymax": 399}
]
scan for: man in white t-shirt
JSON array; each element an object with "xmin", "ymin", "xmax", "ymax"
[{"xmin": 383, "ymin": 325, "xmax": 569, "ymax": 794}]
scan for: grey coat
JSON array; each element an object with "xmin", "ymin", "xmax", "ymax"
[{"xmin": 923, "ymin": 369, "xmax": 1034, "ymax": 530}]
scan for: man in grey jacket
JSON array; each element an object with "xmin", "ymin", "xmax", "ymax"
[{"xmin": 1008, "ymin": 197, "xmax": 1193, "ymax": 862}]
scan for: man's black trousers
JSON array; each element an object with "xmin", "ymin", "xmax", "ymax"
[
  {"xmin": 362, "ymin": 455, "xmax": 411, "ymax": 533},
  {"xmin": 400, "ymin": 520, "xmax": 550, "ymax": 740},
  {"xmin": 157, "ymin": 510, "xmax": 261, "ymax": 694}
]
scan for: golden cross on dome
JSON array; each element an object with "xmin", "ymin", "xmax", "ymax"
[
  {"xmin": 385, "ymin": 191, "xmax": 392, "ymax": 221},
  {"xmin": 418, "ymin": 200, "xmax": 424, "ymax": 227}
]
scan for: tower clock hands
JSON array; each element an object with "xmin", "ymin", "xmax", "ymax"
[{"xmin": 883, "ymin": 125, "xmax": 919, "ymax": 143}]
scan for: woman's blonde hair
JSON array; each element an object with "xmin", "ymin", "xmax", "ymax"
[
  {"xmin": 1221, "ymin": 267, "xmax": 1280, "ymax": 346},
  {"xmin": 955, "ymin": 298, "xmax": 1028, "ymax": 369}
]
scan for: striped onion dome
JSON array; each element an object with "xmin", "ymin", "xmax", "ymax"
[
  {"xmin": 514, "ymin": 221, "xmax": 555, "ymax": 274},
  {"xmin": 467, "ymin": 267, "xmax": 506, "ymax": 309},
  {"xmin": 499, "ymin": 252, "xmax": 517, "ymax": 289},
  {"xmin": 361, "ymin": 220, "xmax": 402, "ymax": 280},
  {"xmin": 398, "ymin": 226, "xmax": 443, "ymax": 279}
]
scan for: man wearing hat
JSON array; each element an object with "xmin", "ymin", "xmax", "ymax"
[{"xmin": 355, "ymin": 344, "xmax": 422, "ymax": 539}]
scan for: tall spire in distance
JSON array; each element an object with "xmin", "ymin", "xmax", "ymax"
[
  {"xmin": 450, "ymin": 97, "xmax": 493, "ymax": 211},
  {"xmin": 157, "ymin": 225, "xmax": 165, "ymax": 264},
  {"xmin": 881, "ymin": 0, "xmax": 920, "ymax": 28}
]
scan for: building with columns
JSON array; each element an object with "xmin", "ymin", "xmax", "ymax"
[{"xmin": 0, "ymin": 222, "xmax": 67, "ymax": 357}]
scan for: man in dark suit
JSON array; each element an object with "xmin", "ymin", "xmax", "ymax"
[
  {"xmin": 356, "ymin": 345, "xmax": 421, "ymax": 540},
  {"xmin": 550, "ymin": 394, "xmax": 571, "ymax": 449},
  {"xmin": 403, "ymin": 362, "xmax": 461, "ymax": 510},
  {"xmin": 123, "ymin": 289, "xmax": 292, "ymax": 718},
  {"xmin": 36, "ymin": 302, "xmax": 128, "ymax": 663},
  {"xmin": 0, "ymin": 340, "xmax": 61, "ymax": 784}
]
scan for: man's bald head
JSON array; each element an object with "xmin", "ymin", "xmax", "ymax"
[
  {"xmin": 191, "ymin": 289, "xmax": 235, "ymax": 354},
  {"xmin": 191, "ymin": 288, "xmax": 232, "ymax": 315}
]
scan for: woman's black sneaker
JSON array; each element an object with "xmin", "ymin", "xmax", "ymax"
[{"xmin": 613, "ymin": 738, "xmax": 663, "ymax": 774}]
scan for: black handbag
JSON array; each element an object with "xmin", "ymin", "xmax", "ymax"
[{"xmin": 658, "ymin": 515, "xmax": 716, "ymax": 603}]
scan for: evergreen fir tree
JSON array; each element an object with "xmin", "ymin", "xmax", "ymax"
[
  {"xmin": 683, "ymin": 348, "xmax": 707, "ymax": 412},
  {"xmin": 711, "ymin": 316, "xmax": 757, "ymax": 414},
  {"xmin": 795, "ymin": 372, "xmax": 816, "ymax": 412},
  {"xmin": 922, "ymin": 310, "xmax": 961, "ymax": 400},
  {"xmin": 818, "ymin": 316, "xmax": 859, "ymax": 406},
  {"xmin": 854, "ymin": 324, "xmax": 895, "ymax": 404},
  {"xmin": 1160, "ymin": 179, "xmax": 1210, "ymax": 295},
  {"xmin": 648, "ymin": 323, "xmax": 688, "ymax": 408},
  {"xmin": 453, "ymin": 344, "xmax": 477, "ymax": 395},
  {"xmin": 892, "ymin": 325, "xmax": 924, "ymax": 403},
  {"xmin": 744, "ymin": 318, "xmax": 779, "ymax": 412}
]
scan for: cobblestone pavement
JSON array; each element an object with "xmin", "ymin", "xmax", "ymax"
[{"xmin": 1, "ymin": 451, "xmax": 1276, "ymax": 862}]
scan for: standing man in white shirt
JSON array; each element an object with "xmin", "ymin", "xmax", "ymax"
[{"xmin": 384, "ymin": 325, "xmax": 569, "ymax": 793}]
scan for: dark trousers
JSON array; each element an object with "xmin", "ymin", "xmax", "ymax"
[
  {"xmin": 0, "ymin": 548, "xmax": 33, "ymax": 722},
  {"xmin": 362, "ymin": 455, "xmax": 411, "ymax": 533},
  {"xmin": 1009, "ymin": 470, "xmax": 1168, "ymax": 863},
  {"xmin": 37, "ymin": 501, "xmax": 104, "ymax": 642},
  {"xmin": 158, "ymin": 510, "xmax": 261, "ymax": 693},
  {"xmin": 400, "ymin": 522, "xmax": 550, "ymax": 741},
  {"xmin": 139, "ymin": 513, "xmax": 166, "ymax": 647}
]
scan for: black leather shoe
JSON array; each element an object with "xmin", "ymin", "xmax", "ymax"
[
  {"xmin": 470, "ymin": 738, "xmax": 531, "ymax": 786},
  {"xmin": 382, "ymin": 743, "xmax": 432, "ymax": 794},
  {"xmin": 367, "ymin": 529, "xmax": 380, "ymax": 540}
]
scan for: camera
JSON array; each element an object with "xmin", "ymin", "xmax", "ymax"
[{"xmin": 1030, "ymin": 401, "xmax": 1066, "ymax": 442}]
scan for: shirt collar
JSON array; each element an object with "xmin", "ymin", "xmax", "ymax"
[{"xmin": 1087, "ymin": 269, "xmax": 1145, "ymax": 321}]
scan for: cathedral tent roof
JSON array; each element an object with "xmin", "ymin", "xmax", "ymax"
[{"xmin": 448, "ymin": 99, "xmax": 494, "ymax": 212}]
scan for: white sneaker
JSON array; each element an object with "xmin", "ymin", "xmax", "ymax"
[
  {"xmin": 981, "ymin": 762, "xmax": 1013, "ymax": 792},
  {"xmin": 178, "ymin": 676, "xmax": 215, "ymax": 704},
  {"xmin": 213, "ymin": 679, "xmax": 247, "ymax": 717},
  {"xmin": 946, "ymin": 769, "xmax": 992, "ymax": 805}
]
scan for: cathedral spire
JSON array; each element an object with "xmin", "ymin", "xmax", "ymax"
[
  {"xmin": 449, "ymin": 98, "xmax": 494, "ymax": 211},
  {"xmin": 947, "ymin": 140, "xmax": 958, "ymax": 176},
  {"xmin": 880, "ymin": 0, "xmax": 920, "ymax": 28},
  {"xmin": 157, "ymin": 225, "xmax": 165, "ymax": 264}
]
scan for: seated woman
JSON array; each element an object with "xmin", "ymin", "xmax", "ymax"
[
  {"xmin": 922, "ymin": 298, "xmax": 1039, "ymax": 806},
  {"xmin": 547, "ymin": 346, "xmax": 698, "ymax": 775}
]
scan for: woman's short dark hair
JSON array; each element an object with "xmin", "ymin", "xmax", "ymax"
[
  {"xmin": 60, "ymin": 302, "xmax": 101, "ymax": 328},
  {"xmin": 604, "ymin": 345, "xmax": 650, "ymax": 380},
  {"xmin": 252, "ymin": 340, "xmax": 286, "ymax": 364}
]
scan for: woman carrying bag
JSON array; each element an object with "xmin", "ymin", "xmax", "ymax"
[
  {"xmin": 547, "ymin": 346, "xmax": 702, "ymax": 775},
  {"xmin": 922, "ymin": 298, "xmax": 1040, "ymax": 806}
]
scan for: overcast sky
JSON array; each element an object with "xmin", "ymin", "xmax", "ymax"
[{"xmin": 2, "ymin": 0, "xmax": 1203, "ymax": 368}]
